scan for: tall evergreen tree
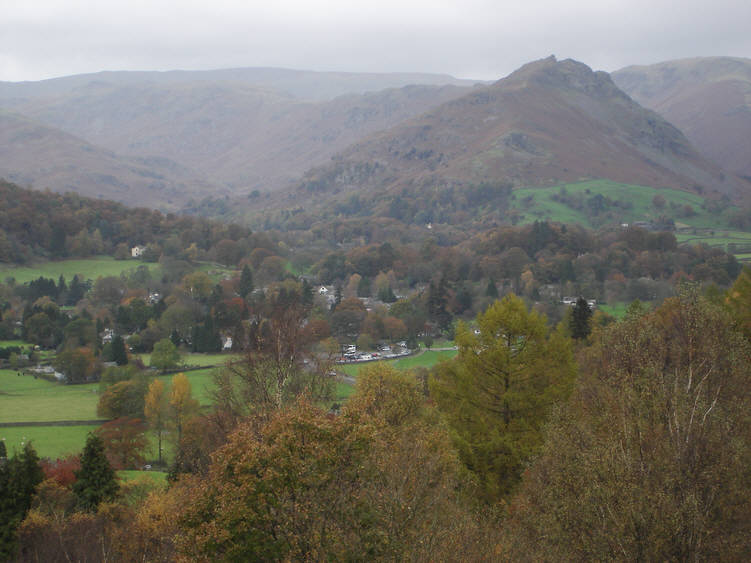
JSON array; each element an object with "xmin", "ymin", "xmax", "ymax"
[
  {"xmin": 73, "ymin": 433, "xmax": 118, "ymax": 511},
  {"xmin": 111, "ymin": 334, "xmax": 128, "ymax": 365},
  {"xmin": 0, "ymin": 442, "xmax": 43, "ymax": 559},
  {"xmin": 486, "ymin": 278, "xmax": 499, "ymax": 298},
  {"xmin": 238, "ymin": 265, "xmax": 254, "ymax": 298},
  {"xmin": 570, "ymin": 297, "xmax": 593, "ymax": 340}
]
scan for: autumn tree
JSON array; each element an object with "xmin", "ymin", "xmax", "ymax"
[
  {"xmin": 96, "ymin": 417, "xmax": 149, "ymax": 470},
  {"xmin": 430, "ymin": 294, "xmax": 576, "ymax": 501},
  {"xmin": 145, "ymin": 379, "xmax": 169, "ymax": 466},
  {"xmin": 177, "ymin": 391, "xmax": 494, "ymax": 561},
  {"xmin": 213, "ymin": 280, "xmax": 331, "ymax": 420},
  {"xmin": 97, "ymin": 374, "xmax": 149, "ymax": 419},
  {"xmin": 169, "ymin": 373, "xmax": 199, "ymax": 445},
  {"xmin": 727, "ymin": 266, "xmax": 751, "ymax": 339},
  {"xmin": 505, "ymin": 287, "xmax": 751, "ymax": 560}
]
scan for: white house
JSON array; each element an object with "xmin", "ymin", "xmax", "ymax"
[{"xmin": 131, "ymin": 245, "xmax": 146, "ymax": 258}]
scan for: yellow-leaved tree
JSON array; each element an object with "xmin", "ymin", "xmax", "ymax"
[
  {"xmin": 169, "ymin": 373, "xmax": 199, "ymax": 445},
  {"xmin": 144, "ymin": 379, "xmax": 169, "ymax": 466},
  {"xmin": 430, "ymin": 293, "xmax": 576, "ymax": 501}
]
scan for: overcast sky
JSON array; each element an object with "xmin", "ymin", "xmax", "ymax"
[{"xmin": 2, "ymin": 0, "xmax": 750, "ymax": 82}]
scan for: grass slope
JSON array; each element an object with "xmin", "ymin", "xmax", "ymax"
[{"xmin": 510, "ymin": 180, "xmax": 735, "ymax": 230}]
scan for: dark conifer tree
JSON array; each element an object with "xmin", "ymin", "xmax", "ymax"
[
  {"xmin": 570, "ymin": 297, "xmax": 593, "ymax": 340},
  {"xmin": 486, "ymin": 278, "xmax": 499, "ymax": 298},
  {"xmin": 238, "ymin": 265, "xmax": 254, "ymax": 298},
  {"xmin": 111, "ymin": 334, "xmax": 128, "ymax": 366},
  {"xmin": 0, "ymin": 442, "xmax": 43, "ymax": 559},
  {"xmin": 73, "ymin": 433, "xmax": 118, "ymax": 511}
]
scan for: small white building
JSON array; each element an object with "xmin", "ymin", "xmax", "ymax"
[
  {"xmin": 222, "ymin": 336, "xmax": 233, "ymax": 351},
  {"xmin": 131, "ymin": 245, "xmax": 146, "ymax": 258}
]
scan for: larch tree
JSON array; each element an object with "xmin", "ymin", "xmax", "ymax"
[{"xmin": 430, "ymin": 294, "xmax": 576, "ymax": 501}]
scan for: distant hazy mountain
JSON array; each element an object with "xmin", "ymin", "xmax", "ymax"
[
  {"xmin": 0, "ymin": 111, "xmax": 223, "ymax": 208},
  {"xmin": 0, "ymin": 75, "xmax": 473, "ymax": 194},
  {"xmin": 286, "ymin": 56, "xmax": 744, "ymax": 218},
  {"xmin": 613, "ymin": 57, "xmax": 751, "ymax": 180},
  {"xmin": 0, "ymin": 67, "xmax": 479, "ymax": 102}
]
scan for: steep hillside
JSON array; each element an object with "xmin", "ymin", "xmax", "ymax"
[
  {"xmin": 1, "ymin": 79, "xmax": 471, "ymax": 193},
  {"xmin": 612, "ymin": 57, "xmax": 751, "ymax": 180},
  {"xmin": 0, "ymin": 111, "xmax": 223, "ymax": 208},
  {"xmin": 282, "ymin": 56, "xmax": 746, "ymax": 223}
]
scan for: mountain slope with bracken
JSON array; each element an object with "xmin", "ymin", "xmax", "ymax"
[
  {"xmin": 612, "ymin": 56, "xmax": 751, "ymax": 181},
  {"xmin": 285, "ymin": 56, "xmax": 747, "ymax": 221}
]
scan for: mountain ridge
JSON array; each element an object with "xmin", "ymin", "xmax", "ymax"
[{"xmin": 283, "ymin": 56, "xmax": 745, "ymax": 222}]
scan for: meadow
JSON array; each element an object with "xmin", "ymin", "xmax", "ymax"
[
  {"xmin": 0, "ymin": 256, "xmax": 160, "ymax": 284},
  {"xmin": 0, "ymin": 425, "xmax": 99, "ymax": 460},
  {"xmin": 510, "ymin": 180, "xmax": 736, "ymax": 231}
]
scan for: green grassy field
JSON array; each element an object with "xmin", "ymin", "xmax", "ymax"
[
  {"xmin": 337, "ymin": 349, "xmax": 458, "ymax": 377},
  {"xmin": 0, "ymin": 256, "xmax": 160, "ymax": 284},
  {"xmin": 598, "ymin": 303, "xmax": 628, "ymax": 319},
  {"xmin": 0, "ymin": 369, "xmax": 100, "ymax": 423},
  {"xmin": 333, "ymin": 381, "xmax": 356, "ymax": 402},
  {"xmin": 511, "ymin": 180, "xmax": 736, "ymax": 231},
  {"xmin": 137, "ymin": 352, "xmax": 236, "ymax": 369},
  {"xmin": 0, "ymin": 425, "xmax": 99, "ymax": 459}
]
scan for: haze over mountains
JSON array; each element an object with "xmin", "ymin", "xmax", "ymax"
[
  {"xmin": 612, "ymin": 56, "xmax": 751, "ymax": 181},
  {"xmin": 0, "ymin": 69, "xmax": 477, "ymax": 207},
  {"xmin": 1, "ymin": 57, "xmax": 750, "ymax": 216}
]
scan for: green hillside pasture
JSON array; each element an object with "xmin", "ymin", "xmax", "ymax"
[
  {"xmin": 0, "ymin": 256, "xmax": 160, "ymax": 284},
  {"xmin": 0, "ymin": 370, "xmax": 100, "ymax": 423},
  {"xmin": 675, "ymin": 230, "xmax": 751, "ymax": 259},
  {"xmin": 0, "ymin": 425, "xmax": 98, "ymax": 460},
  {"xmin": 511, "ymin": 180, "xmax": 735, "ymax": 230},
  {"xmin": 338, "ymin": 349, "xmax": 458, "ymax": 377}
]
